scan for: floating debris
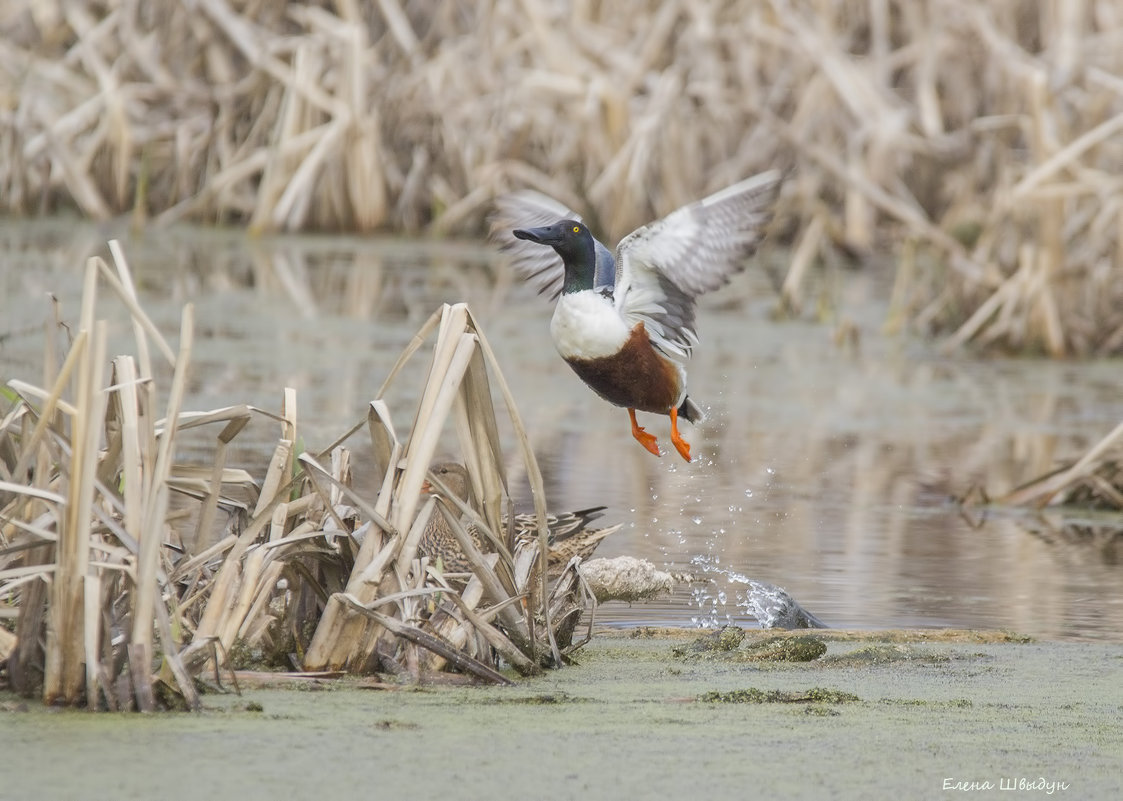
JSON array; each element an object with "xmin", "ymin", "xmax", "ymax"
[{"xmin": 579, "ymin": 556, "xmax": 695, "ymax": 604}]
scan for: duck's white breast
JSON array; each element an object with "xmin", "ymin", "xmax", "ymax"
[{"xmin": 550, "ymin": 291, "xmax": 630, "ymax": 360}]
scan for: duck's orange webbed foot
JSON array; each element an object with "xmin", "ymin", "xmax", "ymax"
[
  {"xmin": 628, "ymin": 408, "xmax": 661, "ymax": 457},
  {"xmin": 669, "ymin": 407, "xmax": 692, "ymax": 462}
]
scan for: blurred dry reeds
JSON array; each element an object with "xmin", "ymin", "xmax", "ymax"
[
  {"xmin": 3, "ymin": 0, "xmax": 1123, "ymax": 354},
  {"xmin": 967, "ymin": 418, "xmax": 1123, "ymax": 560},
  {"xmin": 995, "ymin": 418, "xmax": 1123, "ymax": 511},
  {"xmin": 0, "ymin": 242, "xmax": 598, "ymax": 709}
]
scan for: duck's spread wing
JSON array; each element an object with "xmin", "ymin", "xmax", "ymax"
[
  {"xmin": 489, "ymin": 190, "xmax": 581, "ymax": 301},
  {"xmin": 614, "ymin": 170, "xmax": 782, "ymax": 359}
]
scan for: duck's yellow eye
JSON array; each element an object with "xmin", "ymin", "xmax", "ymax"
[{"xmin": 572, "ymin": 225, "xmax": 580, "ymax": 233}]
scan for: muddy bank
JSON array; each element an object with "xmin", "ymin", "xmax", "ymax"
[{"xmin": 4, "ymin": 629, "xmax": 1119, "ymax": 800}]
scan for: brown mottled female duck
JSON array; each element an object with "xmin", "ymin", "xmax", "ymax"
[{"xmin": 418, "ymin": 462, "xmax": 619, "ymax": 576}]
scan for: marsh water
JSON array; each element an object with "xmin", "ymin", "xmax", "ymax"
[{"xmin": 3, "ymin": 218, "xmax": 1122, "ymax": 640}]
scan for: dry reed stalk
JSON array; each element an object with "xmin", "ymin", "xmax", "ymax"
[
  {"xmin": 436, "ymin": 504, "xmax": 530, "ymax": 649},
  {"xmin": 304, "ymin": 302, "xmax": 558, "ymax": 676},
  {"xmin": 446, "ymin": 593, "xmax": 538, "ymax": 676},
  {"xmin": 2, "ymin": 243, "xmax": 249, "ymax": 707},
  {"xmin": 995, "ymin": 419, "xmax": 1123, "ymax": 509},
  {"xmin": 44, "ymin": 263, "xmax": 104, "ymax": 705},
  {"xmin": 337, "ymin": 595, "xmax": 513, "ymax": 686},
  {"xmin": 128, "ymin": 305, "xmax": 192, "ymax": 711},
  {"xmin": 0, "ymin": 244, "xmax": 192, "ymax": 708},
  {"xmin": 415, "ymin": 571, "xmax": 487, "ymax": 673}
]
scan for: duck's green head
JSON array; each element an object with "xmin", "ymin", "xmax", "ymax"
[{"xmin": 513, "ymin": 220, "xmax": 596, "ymax": 293}]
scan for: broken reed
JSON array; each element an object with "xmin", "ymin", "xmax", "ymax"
[
  {"xmin": 4, "ymin": 0, "xmax": 1123, "ymax": 354},
  {"xmin": 0, "ymin": 243, "xmax": 592, "ymax": 709},
  {"xmin": 985, "ymin": 417, "xmax": 1123, "ymax": 512}
]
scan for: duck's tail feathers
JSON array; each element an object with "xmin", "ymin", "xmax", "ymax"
[
  {"xmin": 547, "ymin": 506, "xmax": 608, "ymax": 543},
  {"xmin": 510, "ymin": 506, "xmax": 609, "ymax": 545},
  {"xmin": 678, "ymin": 395, "xmax": 705, "ymax": 424}
]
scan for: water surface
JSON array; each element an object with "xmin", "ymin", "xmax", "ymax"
[{"xmin": 2, "ymin": 218, "xmax": 1121, "ymax": 639}]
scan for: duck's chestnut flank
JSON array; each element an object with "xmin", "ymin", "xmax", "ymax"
[{"xmin": 564, "ymin": 322, "xmax": 682, "ymax": 415}]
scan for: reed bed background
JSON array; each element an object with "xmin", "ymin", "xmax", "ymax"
[
  {"xmin": 0, "ymin": 242, "xmax": 602, "ymax": 708},
  {"xmin": 3, "ymin": 1, "xmax": 1123, "ymax": 354}
]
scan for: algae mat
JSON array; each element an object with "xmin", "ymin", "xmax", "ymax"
[{"xmin": 3, "ymin": 630, "xmax": 1121, "ymax": 800}]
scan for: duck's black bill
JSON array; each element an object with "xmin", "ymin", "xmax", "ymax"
[
  {"xmin": 513, "ymin": 222, "xmax": 572, "ymax": 245},
  {"xmin": 512, "ymin": 226, "xmax": 549, "ymax": 244}
]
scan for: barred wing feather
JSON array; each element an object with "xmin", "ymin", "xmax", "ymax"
[{"xmin": 614, "ymin": 171, "xmax": 782, "ymax": 360}]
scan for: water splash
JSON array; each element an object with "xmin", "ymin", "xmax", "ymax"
[
  {"xmin": 689, "ymin": 554, "xmax": 827, "ymax": 629},
  {"xmin": 690, "ymin": 582, "xmax": 734, "ymax": 628}
]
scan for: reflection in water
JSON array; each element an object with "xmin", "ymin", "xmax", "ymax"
[{"xmin": 2, "ymin": 219, "xmax": 1122, "ymax": 640}]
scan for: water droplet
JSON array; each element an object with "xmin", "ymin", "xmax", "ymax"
[
  {"xmin": 744, "ymin": 488, "xmax": 754, "ymax": 498},
  {"xmin": 691, "ymin": 516, "xmax": 702, "ymax": 525}
]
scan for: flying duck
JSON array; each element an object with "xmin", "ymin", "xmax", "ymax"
[{"xmin": 492, "ymin": 171, "xmax": 782, "ymax": 461}]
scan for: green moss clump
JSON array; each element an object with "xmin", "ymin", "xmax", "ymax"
[
  {"xmin": 226, "ymin": 639, "xmax": 268, "ymax": 670},
  {"xmin": 740, "ymin": 636, "xmax": 827, "ymax": 663},
  {"xmin": 804, "ymin": 705, "xmax": 841, "ymax": 716},
  {"xmin": 674, "ymin": 630, "xmax": 829, "ymax": 663},
  {"xmin": 673, "ymin": 626, "xmax": 746, "ymax": 657},
  {"xmin": 714, "ymin": 627, "xmax": 746, "ymax": 651},
  {"xmin": 497, "ymin": 693, "xmax": 578, "ymax": 705},
  {"xmin": 699, "ymin": 687, "xmax": 858, "ymax": 704},
  {"xmin": 700, "ymin": 688, "xmax": 768, "ymax": 703},
  {"xmin": 804, "ymin": 687, "xmax": 859, "ymax": 703},
  {"xmin": 821, "ymin": 644, "xmax": 950, "ymax": 667}
]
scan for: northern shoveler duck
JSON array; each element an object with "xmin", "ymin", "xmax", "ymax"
[
  {"xmin": 419, "ymin": 462, "xmax": 620, "ymax": 578},
  {"xmin": 492, "ymin": 172, "xmax": 782, "ymax": 462}
]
